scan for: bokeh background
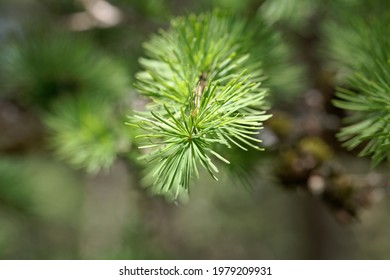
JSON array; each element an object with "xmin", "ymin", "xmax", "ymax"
[{"xmin": 0, "ymin": 0, "xmax": 389, "ymax": 259}]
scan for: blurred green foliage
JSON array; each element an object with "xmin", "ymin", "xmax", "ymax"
[
  {"xmin": 0, "ymin": 29, "xmax": 130, "ymax": 108},
  {"xmin": 326, "ymin": 1, "xmax": 390, "ymax": 165},
  {"xmin": 0, "ymin": 0, "xmax": 389, "ymax": 260}
]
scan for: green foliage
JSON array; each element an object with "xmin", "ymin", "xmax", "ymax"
[
  {"xmin": 45, "ymin": 97, "xmax": 130, "ymax": 173},
  {"xmin": 130, "ymin": 11, "xmax": 273, "ymax": 197},
  {"xmin": 329, "ymin": 8, "xmax": 390, "ymax": 165},
  {"xmin": 325, "ymin": 3, "xmax": 390, "ymax": 75},
  {"xmin": 205, "ymin": 0, "xmax": 256, "ymax": 12},
  {"xmin": 259, "ymin": 0, "xmax": 321, "ymax": 29},
  {"xmin": 0, "ymin": 27, "xmax": 132, "ymax": 173},
  {"xmin": 0, "ymin": 28, "xmax": 129, "ymax": 109},
  {"xmin": 251, "ymin": 16, "xmax": 304, "ymax": 100},
  {"xmin": 333, "ymin": 64, "xmax": 390, "ymax": 165}
]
